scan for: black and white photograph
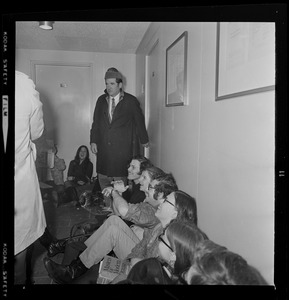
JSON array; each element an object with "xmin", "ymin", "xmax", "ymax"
[{"xmin": 1, "ymin": 5, "xmax": 287, "ymax": 299}]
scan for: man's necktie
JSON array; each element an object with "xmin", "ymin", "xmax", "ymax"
[{"xmin": 110, "ymin": 98, "xmax": 115, "ymax": 122}]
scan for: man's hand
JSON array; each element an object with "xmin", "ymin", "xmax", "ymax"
[
  {"xmin": 91, "ymin": 143, "xmax": 97, "ymax": 154},
  {"xmin": 142, "ymin": 142, "xmax": 149, "ymax": 148},
  {"xmin": 112, "ymin": 180, "xmax": 129, "ymax": 193},
  {"xmin": 102, "ymin": 186, "xmax": 113, "ymax": 197}
]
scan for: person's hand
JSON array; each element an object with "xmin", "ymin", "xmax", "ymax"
[
  {"xmin": 77, "ymin": 180, "xmax": 85, "ymax": 186},
  {"xmin": 91, "ymin": 143, "xmax": 97, "ymax": 154},
  {"xmin": 67, "ymin": 176, "xmax": 75, "ymax": 181},
  {"xmin": 112, "ymin": 180, "xmax": 129, "ymax": 193},
  {"xmin": 142, "ymin": 142, "xmax": 149, "ymax": 148},
  {"xmin": 102, "ymin": 186, "xmax": 113, "ymax": 197}
]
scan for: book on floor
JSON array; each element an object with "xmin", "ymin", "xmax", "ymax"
[{"xmin": 97, "ymin": 255, "xmax": 130, "ymax": 284}]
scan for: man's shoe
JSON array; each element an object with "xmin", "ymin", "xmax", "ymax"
[
  {"xmin": 43, "ymin": 257, "xmax": 88, "ymax": 284},
  {"xmin": 47, "ymin": 239, "xmax": 67, "ymax": 257}
]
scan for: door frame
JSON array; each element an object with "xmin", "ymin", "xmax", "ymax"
[{"xmin": 145, "ymin": 38, "xmax": 159, "ymax": 161}]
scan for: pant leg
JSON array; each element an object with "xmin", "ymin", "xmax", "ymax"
[
  {"xmin": 14, "ymin": 248, "xmax": 27, "ymax": 284},
  {"xmin": 39, "ymin": 227, "xmax": 55, "ymax": 250},
  {"xmin": 79, "ymin": 215, "xmax": 140, "ymax": 268},
  {"xmin": 25, "ymin": 243, "xmax": 34, "ymax": 284},
  {"xmin": 62, "ymin": 241, "xmax": 87, "ymax": 265}
]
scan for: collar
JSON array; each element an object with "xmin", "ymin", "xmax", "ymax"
[
  {"xmin": 110, "ymin": 93, "xmax": 120, "ymax": 102},
  {"xmin": 105, "ymin": 90, "xmax": 124, "ymax": 103}
]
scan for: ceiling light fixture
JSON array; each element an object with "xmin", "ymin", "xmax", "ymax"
[{"xmin": 39, "ymin": 21, "xmax": 54, "ymax": 30}]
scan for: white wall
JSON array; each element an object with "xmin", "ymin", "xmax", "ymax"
[
  {"xmin": 136, "ymin": 22, "xmax": 275, "ymax": 284},
  {"xmin": 16, "ymin": 49, "xmax": 137, "ymax": 177}
]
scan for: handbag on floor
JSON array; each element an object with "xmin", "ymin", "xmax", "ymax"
[{"xmin": 61, "ymin": 219, "xmax": 101, "ymax": 265}]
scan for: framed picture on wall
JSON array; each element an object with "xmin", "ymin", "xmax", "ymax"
[
  {"xmin": 215, "ymin": 22, "xmax": 275, "ymax": 101},
  {"xmin": 165, "ymin": 31, "xmax": 188, "ymax": 107}
]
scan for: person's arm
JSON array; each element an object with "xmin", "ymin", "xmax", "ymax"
[
  {"xmin": 30, "ymin": 90, "xmax": 44, "ymax": 141},
  {"xmin": 67, "ymin": 161, "xmax": 75, "ymax": 181},
  {"xmin": 124, "ymin": 203, "xmax": 159, "ymax": 228},
  {"xmin": 90, "ymin": 96, "xmax": 102, "ymax": 145},
  {"xmin": 91, "ymin": 143, "xmax": 97, "ymax": 154},
  {"xmin": 86, "ymin": 161, "xmax": 93, "ymax": 182},
  {"xmin": 111, "ymin": 189, "xmax": 129, "ymax": 217},
  {"xmin": 55, "ymin": 157, "xmax": 66, "ymax": 171},
  {"xmin": 84, "ymin": 161, "xmax": 93, "ymax": 183},
  {"xmin": 125, "ymin": 228, "xmax": 150, "ymax": 261}
]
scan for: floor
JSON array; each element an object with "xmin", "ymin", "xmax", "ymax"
[{"xmin": 30, "ymin": 193, "xmax": 107, "ymax": 284}]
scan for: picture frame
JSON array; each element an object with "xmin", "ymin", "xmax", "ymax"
[
  {"xmin": 215, "ymin": 22, "xmax": 275, "ymax": 101},
  {"xmin": 165, "ymin": 31, "xmax": 188, "ymax": 107}
]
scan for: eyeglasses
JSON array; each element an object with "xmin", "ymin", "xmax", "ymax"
[
  {"xmin": 158, "ymin": 234, "xmax": 173, "ymax": 252},
  {"xmin": 163, "ymin": 198, "xmax": 175, "ymax": 207},
  {"xmin": 148, "ymin": 183, "xmax": 155, "ymax": 190}
]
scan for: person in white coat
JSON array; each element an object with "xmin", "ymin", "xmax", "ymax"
[{"xmin": 14, "ymin": 71, "xmax": 47, "ymax": 284}]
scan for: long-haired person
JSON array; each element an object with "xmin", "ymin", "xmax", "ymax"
[
  {"xmin": 63, "ymin": 145, "xmax": 93, "ymax": 205},
  {"xmin": 157, "ymin": 220, "xmax": 208, "ymax": 283},
  {"xmin": 185, "ymin": 239, "xmax": 268, "ymax": 285},
  {"xmin": 118, "ymin": 220, "xmax": 208, "ymax": 285},
  {"xmin": 109, "ymin": 190, "xmax": 201, "ymax": 283}
]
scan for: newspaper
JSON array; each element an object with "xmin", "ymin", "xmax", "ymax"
[{"xmin": 97, "ymin": 255, "xmax": 130, "ymax": 284}]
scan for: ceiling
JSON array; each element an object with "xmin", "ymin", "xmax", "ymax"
[{"xmin": 16, "ymin": 21, "xmax": 151, "ymax": 54}]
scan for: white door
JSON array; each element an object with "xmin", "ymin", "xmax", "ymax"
[
  {"xmin": 146, "ymin": 41, "xmax": 161, "ymax": 166},
  {"xmin": 34, "ymin": 63, "xmax": 94, "ymax": 179}
]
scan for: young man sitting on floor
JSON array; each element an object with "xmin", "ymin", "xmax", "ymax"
[
  {"xmin": 43, "ymin": 169, "xmax": 178, "ymax": 284},
  {"xmin": 47, "ymin": 156, "xmax": 155, "ymax": 257}
]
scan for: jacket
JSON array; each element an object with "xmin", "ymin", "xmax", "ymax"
[
  {"xmin": 90, "ymin": 91, "xmax": 149, "ymax": 177},
  {"xmin": 15, "ymin": 71, "xmax": 47, "ymax": 255}
]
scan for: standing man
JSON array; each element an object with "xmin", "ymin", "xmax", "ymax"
[
  {"xmin": 14, "ymin": 71, "xmax": 47, "ymax": 284},
  {"xmin": 90, "ymin": 67, "xmax": 149, "ymax": 206}
]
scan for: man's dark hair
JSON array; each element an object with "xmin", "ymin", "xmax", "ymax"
[
  {"xmin": 132, "ymin": 155, "xmax": 153, "ymax": 174},
  {"xmin": 153, "ymin": 172, "xmax": 178, "ymax": 199}
]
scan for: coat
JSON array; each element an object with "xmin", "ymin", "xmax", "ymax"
[
  {"xmin": 15, "ymin": 71, "xmax": 47, "ymax": 255},
  {"xmin": 90, "ymin": 91, "xmax": 149, "ymax": 177}
]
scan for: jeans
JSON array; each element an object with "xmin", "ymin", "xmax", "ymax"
[{"xmin": 79, "ymin": 215, "xmax": 140, "ymax": 269}]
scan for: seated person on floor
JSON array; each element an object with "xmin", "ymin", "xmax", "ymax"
[
  {"xmin": 118, "ymin": 220, "xmax": 208, "ymax": 285},
  {"xmin": 155, "ymin": 220, "xmax": 208, "ymax": 284},
  {"xmin": 43, "ymin": 170, "xmax": 177, "ymax": 284},
  {"xmin": 112, "ymin": 155, "xmax": 154, "ymax": 205},
  {"xmin": 103, "ymin": 156, "xmax": 155, "ymax": 233},
  {"xmin": 46, "ymin": 156, "xmax": 155, "ymax": 257},
  {"xmin": 185, "ymin": 239, "xmax": 268, "ymax": 285},
  {"xmin": 47, "ymin": 145, "xmax": 67, "ymax": 206},
  {"xmin": 64, "ymin": 145, "xmax": 93, "ymax": 205},
  {"xmin": 111, "ymin": 189, "xmax": 201, "ymax": 284}
]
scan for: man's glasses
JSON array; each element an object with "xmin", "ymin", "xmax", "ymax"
[
  {"xmin": 148, "ymin": 183, "xmax": 155, "ymax": 190},
  {"xmin": 163, "ymin": 198, "xmax": 175, "ymax": 207},
  {"xmin": 158, "ymin": 234, "xmax": 173, "ymax": 252}
]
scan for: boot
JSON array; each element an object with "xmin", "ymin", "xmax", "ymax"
[
  {"xmin": 47, "ymin": 239, "xmax": 67, "ymax": 257},
  {"xmin": 43, "ymin": 257, "xmax": 88, "ymax": 284}
]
